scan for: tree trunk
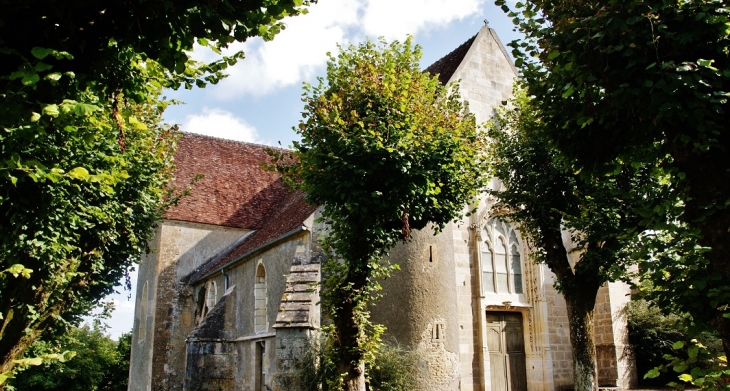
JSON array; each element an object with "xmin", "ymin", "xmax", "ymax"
[
  {"xmin": 565, "ymin": 292, "xmax": 599, "ymax": 391},
  {"xmin": 332, "ymin": 257, "xmax": 369, "ymax": 391},
  {"xmin": 541, "ymin": 225, "xmax": 601, "ymax": 391}
]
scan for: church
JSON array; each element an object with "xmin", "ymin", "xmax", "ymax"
[{"xmin": 128, "ymin": 25, "xmax": 638, "ymax": 391}]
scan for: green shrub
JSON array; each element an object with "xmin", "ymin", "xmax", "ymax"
[
  {"xmin": 292, "ymin": 334, "xmax": 419, "ymax": 391},
  {"xmin": 366, "ymin": 343, "xmax": 419, "ymax": 391},
  {"xmin": 627, "ymin": 299, "xmax": 722, "ymax": 387}
]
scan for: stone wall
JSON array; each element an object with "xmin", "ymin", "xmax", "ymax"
[
  {"xmin": 371, "ymin": 222, "xmax": 461, "ymax": 390},
  {"xmin": 445, "ymin": 24, "xmax": 518, "ymax": 391},
  {"xmin": 273, "ymin": 329, "xmax": 317, "ymax": 391},
  {"xmin": 184, "ymin": 341, "xmax": 237, "ymax": 391},
  {"xmin": 594, "ymin": 282, "xmax": 637, "ymax": 389},
  {"xmin": 128, "ymin": 221, "xmax": 250, "ymax": 391},
  {"xmin": 543, "ymin": 270, "xmax": 574, "ymax": 390},
  {"xmin": 451, "ymin": 26, "xmax": 517, "ymax": 124}
]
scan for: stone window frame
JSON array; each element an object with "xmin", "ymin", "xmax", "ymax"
[{"xmin": 480, "ymin": 218, "xmax": 525, "ymax": 299}]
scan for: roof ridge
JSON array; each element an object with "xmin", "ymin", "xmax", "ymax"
[
  {"xmin": 423, "ymin": 33, "xmax": 478, "ymax": 85},
  {"xmin": 180, "ymin": 131, "xmax": 291, "ymax": 153}
]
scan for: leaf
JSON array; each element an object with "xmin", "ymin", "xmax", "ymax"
[
  {"xmin": 562, "ymin": 86, "xmax": 574, "ymax": 98},
  {"xmin": 547, "ymin": 50, "xmax": 560, "ymax": 60},
  {"xmin": 21, "ymin": 72, "xmax": 40, "ymax": 86},
  {"xmin": 34, "ymin": 62, "xmax": 53, "ymax": 72},
  {"xmin": 30, "ymin": 112, "xmax": 41, "ymax": 122},
  {"xmin": 30, "ymin": 47, "xmax": 53, "ymax": 59},
  {"xmin": 672, "ymin": 341, "xmax": 685, "ymax": 350},
  {"xmin": 697, "ymin": 58, "xmax": 714, "ymax": 67},
  {"xmin": 678, "ymin": 374, "xmax": 693, "ymax": 382},
  {"xmin": 70, "ymin": 102, "xmax": 99, "ymax": 116},
  {"xmin": 45, "ymin": 72, "xmax": 62, "ymax": 82},
  {"xmin": 13, "ymin": 356, "xmax": 43, "ymax": 366},
  {"xmin": 42, "ymin": 104, "xmax": 60, "ymax": 117},
  {"xmin": 67, "ymin": 167, "xmax": 90, "ymax": 180},
  {"xmin": 645, "ymin": 369, "xmax": 660, "ymax": 379}
]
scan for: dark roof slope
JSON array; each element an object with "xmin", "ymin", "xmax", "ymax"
[
  {"xmin": 424, "ymin": 34, "xmax": 477, "ymax": 85},
  {"xmin": 190, "ymin": 188, "xmax": 318, "ymax": 281},
  {"xmin": 164, "ymin": 133, "xmax": 290, "ymax": 229}
]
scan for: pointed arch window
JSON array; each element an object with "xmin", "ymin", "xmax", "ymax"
[{"xmin": 481, "ymin": 218, "xmax": 523, "ymax": 295}]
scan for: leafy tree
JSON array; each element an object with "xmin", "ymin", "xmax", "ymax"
[
  {"xmin": 497, "ymin": 0, "xmax": 730, "ymax": 356},
  {"xmin": 0, "ymin": 0, "xmax": 313, "ymax": 373},
  {"xmin": 487, "ymin": 88, "xmax": 658, "ymax": 391},
  {"xmin": 274, "ymin": 38, "xmax": 487, "ymax": 390},
  {"xmin": 9, "ymin": 326, "xmax": 132, "ymax": 391}
]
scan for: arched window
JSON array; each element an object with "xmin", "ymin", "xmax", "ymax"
[
  {"xmin": 254, "ymin": 263, "xmax": 267, "ymax": 333},
  {"xmin": 138, "ymin": 281, "xmax": 148, "ymax": 342},
  {"xmin": 481, "ymin": 218, "xmax": 523, "ymax": 295}
]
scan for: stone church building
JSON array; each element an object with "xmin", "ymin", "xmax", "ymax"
[{"xmin": 128, "ymin": 26, "xmax": 637, "ymax": 391}]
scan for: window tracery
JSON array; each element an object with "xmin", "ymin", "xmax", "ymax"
[{"xmin": 481, "ymin": 218, "xmax": 523, "ymax": 295}]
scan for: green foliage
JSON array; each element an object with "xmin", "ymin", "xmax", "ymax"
[
  {"xmin": 645, "ymin": 339, "xmax": 729, "ymax": 391},
  {"xmin": 366, "ymin": 343, "xmax": 419, "ymax": 391},
  {"xmin": 486, "ymin": 87, "xmax": 653, "ymax": 294},
  {"xmin": 0, "ymin": 0, "xmax": 314, "ymax": 371},
  {"xmin": 273, "ymin": 37, "xmax": 486, "ymax": 388},
  {"xmin": 0, "ymin": 0, "xmax": 313, "ymax": 98},
  {"xmin": 627, "ymin": 299, "xmax": 723, "ymax": 386},
  {"xmin": 498, "ymin": 0, "xmax": 730, "ymax": 352},
  {"xmin": 0, "ymin": 59, "xmax": 178, "ymax": 367},
  {"xmin": 487, "ymin": 86, "xmax": 661, "ymax": 390},
  {"xmin": 292, "ymin": 334, "xmax": 418, "ymax": 391},
  {"xmin": 9, "ymin": 326, "xmax": 132, "ymax": 391}
]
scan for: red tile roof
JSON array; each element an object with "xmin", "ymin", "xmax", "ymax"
[
  {"xmin": 164, "ymin": 133, "xmax": 292, "ymax": 229},
  {"xmin": 424, "ymin": 34, "xmax": 477, "ymax": 85},
  {"xmin": 165, "ymin": 133, "xmax": 318, "ymax": 283},
  {"xmin": 191, "ymin": 188, "xmax": 317, "ymax": 281}
]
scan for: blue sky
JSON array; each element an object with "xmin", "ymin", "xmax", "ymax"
[{"xmin": 99, "ymin": 0, "xmax": 523, "ymax": 340}]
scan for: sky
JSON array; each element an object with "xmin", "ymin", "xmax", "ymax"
[{"xmin": 97, "ymin": 0, "xmax": 523, "ymax": 340}]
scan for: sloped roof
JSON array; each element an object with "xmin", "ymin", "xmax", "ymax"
[
  {"xmin": 424, "ymin": 34, "xmax": 477, "ymax": 85},
  {"xmin": 164, "ymin": 133, "xmax": 291, "ymax": 229},
  {"xmin": 190, "ymin": 188, "xmax": 317, "ymax": 281}
]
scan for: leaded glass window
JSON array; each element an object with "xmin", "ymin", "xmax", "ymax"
[{"xmin": 481, "ymin": 218, "xmax": 523, "ymax": 295}]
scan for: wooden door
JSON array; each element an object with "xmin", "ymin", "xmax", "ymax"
[{"xmin": 486, "ymin": 312, "xmax": 527, "ymax": 391}]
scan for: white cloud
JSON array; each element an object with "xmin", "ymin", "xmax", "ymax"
[
  {"xmin": 211, "ymin": 0, "xmax": 361, "ymax": 99},
  {"xmin": 201, "ymin": 0, "xmax": 484, "ymax": 99},
  {"xmin": 182, "ymin": 108, "xmax": 260, "ymax": 143},
  {"xmin": 361, "ymin": 0, "xmax": 483, "ymax": 40}
]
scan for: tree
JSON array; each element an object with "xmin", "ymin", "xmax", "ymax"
[
  {"xmin": 0, "ymin": 0, "xmax": 313, "ymax": 373},
  {"xmin": 487, "ymin": 88, "xmax": 658, "ymax": 391},
  {"xmin": 274, "ymin": 38, "xmax": 487, "ymax": 390},
  {"xmin": 9, "ymin": 326, "xmax": 132, "ymax": 391},
  {"xmin": 498, "ymin": 0, "xmax": 730, "ymax": 357}
]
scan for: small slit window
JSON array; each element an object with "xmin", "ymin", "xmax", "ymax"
[
  {"xmin": 254, "ymin": 263, "xmax": 267, "ymax": 333},
  {"xmin": 138, "ymin": 281, "xmax": 148, "ymax": 342}
]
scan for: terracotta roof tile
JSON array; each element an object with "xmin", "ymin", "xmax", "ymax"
[
  {"xmin": 424, "ymin": 34, "xmax": 477, "ymax": 85},
  {"xmin": 164, "ymin": 133, "xmax": 290, "ymax": 229},
  {"xmin": 191, "ymin": 189, "xmax": 318, "ymax": 281}
]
